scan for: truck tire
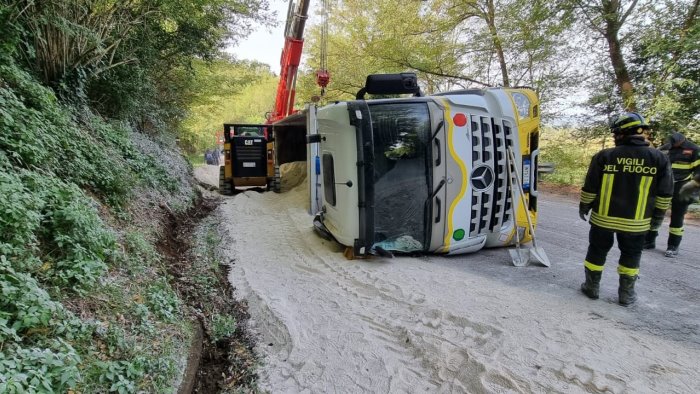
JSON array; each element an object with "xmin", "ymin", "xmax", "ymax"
[{"xmin": 219, "ymin": 167, "xmax": 233, "ymax": 196}]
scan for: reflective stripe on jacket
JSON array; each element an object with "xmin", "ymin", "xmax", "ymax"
[
  {"xmin": 668, "ymin": 140, "xmax": 700, "ymax": 183},
  {"xmin": 580, "ymin": 137, "xmax": 673, "ymax": 234}
]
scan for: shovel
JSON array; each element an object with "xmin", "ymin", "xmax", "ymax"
[
  {"xmin": 506, "ymin": 149, "xmax": 529, "ymax": 267},
  {"xmin": 507, "ymin": 148, "xmax": 551, "ymax": 267}
]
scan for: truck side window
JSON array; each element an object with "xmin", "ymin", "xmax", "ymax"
[{"xmin": 322, "ymin": 153, "xmax": 336, "ymax": 206}]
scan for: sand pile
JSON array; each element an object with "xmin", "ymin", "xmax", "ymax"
[{"xmin": 279, "ymin": 161, "xmax": 307, "ymax": 192}]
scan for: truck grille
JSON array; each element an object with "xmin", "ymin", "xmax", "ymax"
[
  {"xmin": 235, "ymin": 145, "xmax": 264, "ymax": 161},
  {"xmin": 469, "ymin": 117, "xmax": 514, "ymax": 237}
]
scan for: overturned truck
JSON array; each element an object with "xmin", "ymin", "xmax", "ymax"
[{"xmin": 272, "ymin": 73, "xmax": 541, "ymax": 258}]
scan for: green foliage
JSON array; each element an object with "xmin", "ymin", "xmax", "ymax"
[
  {"xmin": 87, "ymin": 355, "xmax": 177, "ymax": 394},
  {"xmin": 1, "ymin": 57, "xmax": 182, "ymax": 203},
  {"xmin": 120, "ymin": 232, "xmax": 159, "ymax": 274},
  {"xmin": 211, "ymin": 314, "xmax": 237, "ymax": 342},
  {"xmin": 0, "ymin": 169, "xmax": 114, "ymax": 293},
  {"xmin": 0, "ymin": 340, "xmax": 82, "ymax": 394},
  {"xmin": 1, "ymin": 0, "xmax": 268, "ymax": 391},
  {"xmin": 147, "ymin": 279, "xmax": 182, "ymax": 322},
  {"xmin": 629, "ymin": 0, "xmax": 700, "ymax": 139},
  {"xmin": 79, "ymin": 0, "xmax": 273, "ymax": 135},
  {"xmin": 296, "ymin": 0, "xmax": 419, "ymax": 105},
  {"xmin": 0, "ymin": 255, "xmax": 88, "ymax": 393},
  {"xmin": 539, "ymin": 127, "xmax": 603, "ymax": 186},
  {"xmin": 179, "ymin": 57, "xmax": 277, "ymax": 153},
  {"xmin": 186, "ymin": 152, "xmax": 207, "ymax": 167},
  {"xmin": 297, "ymin": 0, "xmax": 580, "ymax": 116},
  {"xmin": 0, "ymin": 49, "xmax": 191, "ymax": 391}
]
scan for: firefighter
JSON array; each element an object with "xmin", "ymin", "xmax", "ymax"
[
  {"xmin": 578, "ymin": 113, "xmax": 673, "ymax": 306},
  {"xmin": 644, "ymin": 132, "xmax": 700, "ymax": 257}
]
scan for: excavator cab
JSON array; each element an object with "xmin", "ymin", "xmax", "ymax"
[{"xmin": 219, "ymin": 123, "xmax": 275, "ymax": 195}]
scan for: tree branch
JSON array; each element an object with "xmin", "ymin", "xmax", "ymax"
[{"xmin": 619, "ymin": 0, "xmax": 639, "ymax": 26}]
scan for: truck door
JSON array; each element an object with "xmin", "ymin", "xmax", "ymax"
[{"xmin": 317, "ymin": 103, "xmax": 361, "ymax": 249}]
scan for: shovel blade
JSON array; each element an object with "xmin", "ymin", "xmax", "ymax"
[
  {"xmin": 508, "ymin": 248, "xmax": 530, "ymax": 267},
  {"xmin": 529, "ymin": 247, "xmax": 551, "ymax": 267}
]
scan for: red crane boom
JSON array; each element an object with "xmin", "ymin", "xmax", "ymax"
[
  {"xmin": 270, "ymin": 0, "xmax": 311, "ymax": 123},
  {"xmin": 269, "ymin": 0, "xmax": 329, "ymax": 123}
]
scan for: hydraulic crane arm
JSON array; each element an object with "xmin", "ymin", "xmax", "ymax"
[{"xmin": 270, "ymin": 0, "xmax": 311, "ymax": 122}]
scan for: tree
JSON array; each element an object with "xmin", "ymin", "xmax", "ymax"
[
  {"xmin": 2, "ymin": 0, "xmax": 274, "ymax": 133},
  {"xmin": 297, "ymin": 0, "xmax": 579, "ymax": 122},
  {"xmin": 572, "ymin": 0, "xmax": 649, "ymax": 111},
  {"xmin": 179, "ymin": 57, "xmax": 277, "ymax": 152},
  {"xmin": 629, "ymin": 0, "xmax": 700, "ymax": 139}
]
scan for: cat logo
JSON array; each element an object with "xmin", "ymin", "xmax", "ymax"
[{"xmin": 244, "ymin": 140, "xmax": 253, "ymax": 145}]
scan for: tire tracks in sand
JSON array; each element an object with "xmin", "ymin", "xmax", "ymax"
[{"xmin": 218, "ymin": 181, "xmax": 700, "ymax": 394}]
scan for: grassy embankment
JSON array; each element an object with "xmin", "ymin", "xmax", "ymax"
[{"xmin": 0, "ymin": 55, "xmax": 255, "ymax": 392}]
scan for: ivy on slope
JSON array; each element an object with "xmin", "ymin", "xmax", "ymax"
[
  {"xmin": 0, "ymin": 57, "xmax": 189, "ymax": 392},
  {"xmin": 0, "ymin": 60, "xmax": 176, "ymax": 207}
]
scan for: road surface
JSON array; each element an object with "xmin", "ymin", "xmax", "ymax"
[{"xmin": 197, "ymin": 166, "xmax": 700, "ymax": 393}]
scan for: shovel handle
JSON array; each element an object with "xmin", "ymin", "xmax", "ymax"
[
  {"xmin": 507, "ymin": 148, "xmax": 539, "ymax": 248},
  {"xmin": 506, "ymin": 147, "xmax": 521, "ymax": 250}
]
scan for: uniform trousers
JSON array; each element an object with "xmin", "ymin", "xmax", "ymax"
[{"xmin": 585, "ymin": 225, "xmax": 645, "ymax": 275}]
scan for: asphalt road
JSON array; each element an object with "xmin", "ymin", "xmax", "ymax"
[{"xmin": 435, "ymin": 191, "xmax": 700, "ymax": 347}]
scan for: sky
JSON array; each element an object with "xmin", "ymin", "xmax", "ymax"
[{"xmin": 225, "ymin": 0, "xmax": 304, "ymax": 74}]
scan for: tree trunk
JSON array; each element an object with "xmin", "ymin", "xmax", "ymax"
[
  {"xmin": 601, "ymin": 0, "xmax": 636, "ymax": 111},
  {"xmin": 605, "ymin": 31, "xmax": 636, "ymax": 111},
  {"xmin": 486, "ymin": 0, "xmax": 510, "ymax": 87}
]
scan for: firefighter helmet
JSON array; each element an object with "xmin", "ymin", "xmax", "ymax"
[
  {"xmin": 666, "ymin": 131, "xmax": 686, "ymax": 147},
  {"xmin": 610, "ymin": 112, "xmax": 650, "ymax": 135}
]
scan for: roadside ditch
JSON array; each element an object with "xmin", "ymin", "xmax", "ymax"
[{"xmin": 156, "ymin": 193, "xmax": 259, "ymax": 393}]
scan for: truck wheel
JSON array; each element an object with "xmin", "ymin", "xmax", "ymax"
[{"xmin": 219, "ymin": 167, "xmax": 232, "ymax": 195}]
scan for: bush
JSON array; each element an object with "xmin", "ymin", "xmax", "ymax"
[
  {"xmin": 0, "ymin": 255, "xmax": 88, "ymax": 392},
  {"xmin": 1, "ymin": 55, "xmax": 190, "ymax": 392},
  {"xmin": 539, "ymin": 127, "xmax": 605, "ymax": 186}
]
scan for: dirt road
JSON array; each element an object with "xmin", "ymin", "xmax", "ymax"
[{"xmin": 199, "ymin": 166, "xmax": 700, "ymax": 393}]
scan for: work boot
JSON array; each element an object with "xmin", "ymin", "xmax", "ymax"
[
  {"xmin": 664, "ymin": 246, "xmax": 679, "ymax": 258},
  {"xmin": 618, "ymin": 275, "xmax": 638, "ymax": 306},
  {"xmin": 580, "ymin": 268, "xmax": 602, "ymax": 300},
  {"xmin": 643, "ymin": 231, "xmax": 657, "ymax": 250}
]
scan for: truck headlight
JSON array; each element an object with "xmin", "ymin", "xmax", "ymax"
[{"xmin": 512, "ymin": 92, "xmax": 530, "ymax": 119}]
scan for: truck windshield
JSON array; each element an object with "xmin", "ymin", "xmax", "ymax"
[{"xmin": 370, "ymin": 102, "xmax": 432, "ymax": 252}]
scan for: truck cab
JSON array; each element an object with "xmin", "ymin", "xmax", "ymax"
[{"xmin": 310, "ymin": 74, "xmax": 540, "ymax": 257}]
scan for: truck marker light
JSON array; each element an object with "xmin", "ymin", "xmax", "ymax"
[{"xmin": 453, "ymin": 113, "xmax": 467, "ymax": 127}]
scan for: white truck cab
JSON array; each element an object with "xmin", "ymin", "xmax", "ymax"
[{"xmin": 308, "ymin": 74, "xmax": 540, "ymax": 257}]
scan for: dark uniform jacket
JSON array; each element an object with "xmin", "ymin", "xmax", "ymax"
[
  {"xmin": 665, "ymin": 134, "xmax": 700, "ymax": 183},
  {"xmin": 580, "ymin": 137, "xmax": 673, "ymax": 234}
]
